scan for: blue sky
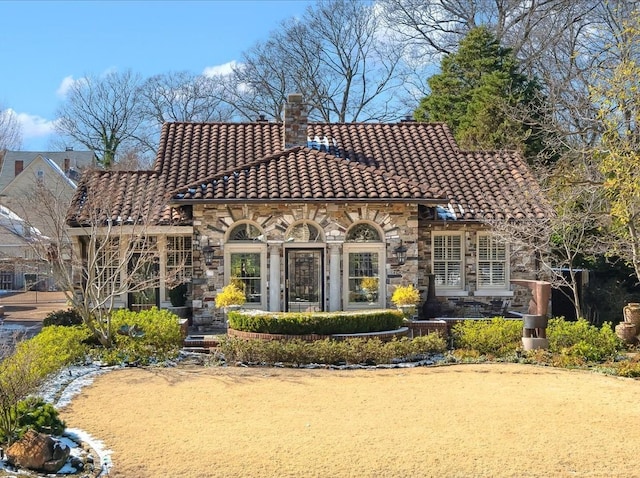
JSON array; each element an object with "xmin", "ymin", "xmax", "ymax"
[{"xmin": 0, "ymin": 0, "xmax": 315, "ymax": 150}]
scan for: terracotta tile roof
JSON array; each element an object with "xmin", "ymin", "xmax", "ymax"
[
  {"xmin": 68, "ymin": 120, "xmax": 550, "ymax": 226},
  {"xmin": 154, "ymin": 121, "xmax": 548, "ymax": 220},
  {"xmin": 67, "ymin": 170, "xmax": 186, "ymax": 226},
  {"xmin": 173, "ymin": 147, "xmax": 443, "ymax": 202},
  {"xmin": 155, "ymin": 122, "xmax": 283, "ymax": 193}
]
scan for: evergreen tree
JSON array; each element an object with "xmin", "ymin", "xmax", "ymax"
[{"xmin": 414, "ymin": 27, "xmax": 547, "ymax": 159}]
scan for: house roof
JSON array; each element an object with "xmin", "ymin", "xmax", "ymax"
[
  {"xmin": 68, "ymin": 119, "xmax": 549, "ymax": 225},
  {"xmin": 66, "ymin": 170, "xmax": 182, "ymax": 226},
  {"xmin": 173, "ymin": 146, "xmax": 443, "ymax": 202},
  {"xmin": 0, "ymin": 150, "xmax": 94, "ymax": 193}
]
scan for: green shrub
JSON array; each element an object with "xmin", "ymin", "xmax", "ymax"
[
  {"xmin": 217, "ymin": 334, "xmax": 445, "ymax": 366},
  {"xmin": 94, "ymin": 308, "xmax": 183, "ymax": 365},
  {"xmin": 43, "ymin": 308, "xmax": 84, "ymax": 327},
  {"xmin": 17, "ymin": 397, "xmax": 65, "ymax": 435},
  {"xmin": 451, "ymin": 318, "xmax": 523, "ymax": 356},
  {"xmin": 0, "ymin": 326, "xmax": 87, "ymax": 445},
  {"xmin": 547, "ymin": 318, "xmax": 622, "ymax": 362},
  {"xmin": 0, "ymin": 397, "xmax": 66, "ymax": 444},
  {"xmin": 13, "ymin": 326, "xmax": 90, "ymax": 378},
  {"xmin": 228, "ymin": 310, "xmax": 404, "ymax": 335}
]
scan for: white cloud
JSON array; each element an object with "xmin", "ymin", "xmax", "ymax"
[
  {"xmin": 15, "ymin": 110, "xmax": 57, "ymax": 140},
  {"xmin": 202, "ymin": 60, "xmax": 239, "ymax": 78},
  {"xmin": 56, "ymin": 75, "xmax": 89, "ymax": 97}
]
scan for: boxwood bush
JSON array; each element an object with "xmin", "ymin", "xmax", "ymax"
[
  {"xmin": 547, "ymin": 318, "xmax": 621, "ymax": 362},
  {"xmin": 217, "ymin": 333, "xmax": 446, "ymax": 366},
  {"xmin": 227, "ymin": 309, "xmax": 404, "ymax": 335}
]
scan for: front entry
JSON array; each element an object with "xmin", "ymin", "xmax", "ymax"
[{"xmin": 285, "ymin": 249, "xmax": 324, "ymax": 312}]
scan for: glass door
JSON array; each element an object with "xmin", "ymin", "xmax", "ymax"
[{"xmin": 286, "ymin": 249, "xmax": 324, "ymax": 312}]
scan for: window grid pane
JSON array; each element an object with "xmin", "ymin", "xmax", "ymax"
[
  {"xmin": 230, "ymin": 253, "xmax": 261, "ymax": 303},
  {"xmin": 348, "ymin": 252, "xmax": 379, "ymax": 303}
]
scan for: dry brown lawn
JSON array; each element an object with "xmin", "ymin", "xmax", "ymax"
[{"xmin": 61, "ymin": 363, "xmax": 640, "ymax": 478}]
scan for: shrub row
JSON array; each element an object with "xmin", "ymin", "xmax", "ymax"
[
  {"xmin": 217, "ymin": 334, "xmax": 447, "ymax": 366},
  {"xmin": 451, "ymin": 317, "xmax": 623, "ymax": 363},
  {"xmin": 228, "ymin": 309, "xmax": 404, "ymax": 335}
]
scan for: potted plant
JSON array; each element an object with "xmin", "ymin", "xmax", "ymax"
[
  {"xmin": 168, "ymin": 282, "xmax": 190, "ymax": 319},
  {"xmin": 391, "ymin": 284, "xmax": 420, "ymax": 319},
  {"xmin": 360, "ymin": 276, "xmax": 379, "ymax": 304}
]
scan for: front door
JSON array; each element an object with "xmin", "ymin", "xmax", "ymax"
[{"xmin": 286, "ymin": 249, "xmax": 324, "ymax": 312}]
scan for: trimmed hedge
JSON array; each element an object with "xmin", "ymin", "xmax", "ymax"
[
  {"xmin": 217, "ymin": 334, "xmax": 447, "ymax": 366},
  {"xmin": 227, "ymin": 309, "xmax": 404, "ymax": 335}
]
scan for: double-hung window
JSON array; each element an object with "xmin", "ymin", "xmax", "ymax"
[{"xmin": 433, "ymin": 233, "xmax": 463, "ymax": 289}]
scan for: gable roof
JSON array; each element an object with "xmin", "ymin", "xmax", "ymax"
[
  {"xmin": 0, "ymin": 150, "xmax": 94, "ymax": 193},
  {"xmin": 1, "ymin": 155, "xmax": 77, "ymax": 196}
]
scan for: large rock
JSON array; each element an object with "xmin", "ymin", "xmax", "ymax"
[{"xmin": 6, "ymin": 429, "xmax": 70, "ymax": 473}]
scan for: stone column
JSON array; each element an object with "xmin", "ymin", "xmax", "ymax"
[
  {"xmin": 269, "ymin": 244, "xmax": 281, "ymax": 311},
  {"xmin": 329, "ymin": 244, "xmax": 341, "ymax": 311}
]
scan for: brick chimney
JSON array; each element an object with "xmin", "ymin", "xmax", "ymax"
[{"xmin": 282, "ymin": 93, "xmax": 308, "ymax": 149}]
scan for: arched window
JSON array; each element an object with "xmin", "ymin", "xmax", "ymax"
[
  {"xmin": 285, "ymin": 221, "xmax": 323, "ymax": 242},
  {"xmin": 346, "ymin": 223, "xmax": 381, "ymax": 242},
  {"xmin": 225, "ymin": 222, "xmax": 266, "ymax": 307},
  {"xmin": 228, "ymin": 223, "xmax": 264, "ymax": 241}
]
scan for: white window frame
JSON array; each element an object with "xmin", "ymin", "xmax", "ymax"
[
  {"xmin": 432, "ymin": 232, "xmax": 465, "ymax": 296},
  {"xmin": 164, "ymin": 235, "xmax": 193, "ymax": 300},
  {"xmin": 475, "ymin": 233, "xmax": 513, "ymax": 297},
  {"xmin": 342, "ymin": 243, "xmax": 386, "ymax": 309},
  {"xmin": 224, "ymin": 243, "xmax": 268, "ymax": 310}
]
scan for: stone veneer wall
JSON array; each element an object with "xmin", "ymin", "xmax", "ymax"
[
  {"xmin": 417, "ymin": 206, "xmax": 538, "ymax": 315},
  {"xmin": 190, "ymin": 202, "xmax": 419, "ymax": 321}
]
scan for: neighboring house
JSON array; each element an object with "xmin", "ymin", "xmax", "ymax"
[
  {"xmin": 0, "ymin": 149, "xmax": 94, "ymax": 192},
  {"xmin": 66, "ymin": 94, "xmax": 551, "ymax": 321},
  {"xmin": 0, "ymin": 149, "xmax": 95, "ymax": 290},
  {"xmin": 0, "ymin": 205, "xmax": 47, "ymax": 290}
]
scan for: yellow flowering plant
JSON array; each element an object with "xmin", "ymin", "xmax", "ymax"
[
  {"xmin": 391, "ymin": 284, "xmax": 420, "ymax": 307},
  {"xmin": 360, "ymin": 277, "xmax": 379, "ymax": 292},
  {"xmin": 215, "ymin": 283, "xmax": 246, "ymax": 309}
]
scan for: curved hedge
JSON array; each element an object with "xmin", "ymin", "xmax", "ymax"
[{"xmin": 227, "ymin": 309, "xmax": 404, "ymax": 335}]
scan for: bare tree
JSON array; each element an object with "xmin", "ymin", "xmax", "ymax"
[
  {"xmin": 136, "ymin": 71, "xmax": 234, "ymax": 153},
  {"xmin": 7, "ymin": 170, "xmax": 189, "ymax": 348},
  {"xmin": 0, "ymin": 103, "xmax": 23, "ymax": 151},
  {"xmin": 225, "ymin": 0, "xmax": 408, "ymax": 122},
  {"xmin": 485, "ymin": 158, "xmax": 609, "ymax": 321},
  {"xmin": 55, "ymin": 70, "xmax": 145, "ymax": 169}
]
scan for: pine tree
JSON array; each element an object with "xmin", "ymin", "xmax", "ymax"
[{"xmin": 415, "ymin": 27, "xmax": 546, "ymax": 159}]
